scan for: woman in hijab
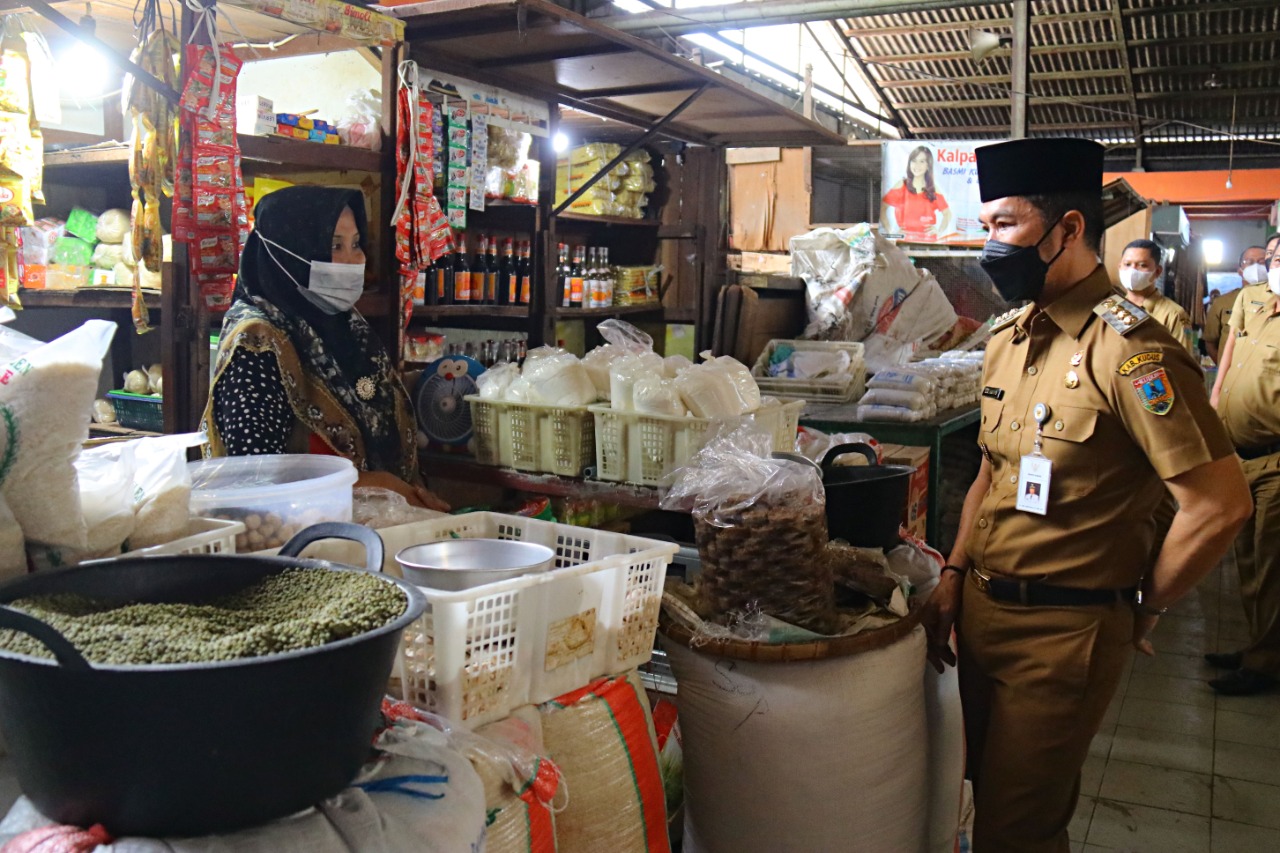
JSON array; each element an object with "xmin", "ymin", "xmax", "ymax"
[{"xmin": 203, "ymin": 186, "xmax": 448, "ymax": 511}]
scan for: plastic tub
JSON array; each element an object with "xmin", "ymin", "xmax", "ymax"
[{"xmin": 188, "ymin": 455, "xmax": 358, "ymax": 552}]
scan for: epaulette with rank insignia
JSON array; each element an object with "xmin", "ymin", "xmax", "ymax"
[
  {"xmin": 990, "ymin": 304, "xmax": 1030, "ymax": 333},
  {"xmin": 1093, "ymin": 295, "xmax": 1149, "ymax": 336}
]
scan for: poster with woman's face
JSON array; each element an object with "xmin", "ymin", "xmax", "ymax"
[{"xmin": 879, "ymin": 140, "xmax": 993, "ymax": 245}]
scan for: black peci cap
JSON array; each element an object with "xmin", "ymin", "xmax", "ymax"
[{"xmin": 976, "ymin": 138, "xmax": 1105, "ymax": 202}]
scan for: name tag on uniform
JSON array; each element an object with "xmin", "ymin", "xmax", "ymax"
[{"xmin": 1016, "ymin": 455, "xmax": 1052, "ymax": 515}]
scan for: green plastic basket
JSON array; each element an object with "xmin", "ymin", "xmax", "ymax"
[{"xmin": 106, "ymin": 390, "xmax": 163, "ymax": 432}]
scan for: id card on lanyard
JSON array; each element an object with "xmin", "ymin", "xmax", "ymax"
[{"xmin": 1016, "ymin": 402, "xmax": 1053, "ymax": 516}]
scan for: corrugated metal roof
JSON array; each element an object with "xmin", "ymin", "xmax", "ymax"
[{"xmin": 839, "ymin": 0, "xmax": 1280, "ymax": 164}]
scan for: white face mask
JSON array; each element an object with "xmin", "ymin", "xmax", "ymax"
[
  {"xmin": 1269, "ymin": 266, "xmax": 1280, "ymax": 296},
  {"xmin": 1119, "ymin": 268, "xmax": 1155, "ymax": 292},
  {"xmin": 1242, "ymin": 263, "xmax": 1268, "ymax": 286},
  {"xmin": 259, "ymin": 235, "xmax": 365, "ymax": 315}
]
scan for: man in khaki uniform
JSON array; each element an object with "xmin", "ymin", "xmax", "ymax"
[
  {"xmin": 1205, "ymin": 258, "xmax": 1280, "ymax": 694},
  {"xmin": 1205, "ymin": 245, "xmax": 1266, "ymax": 363},
  {"xmin": 1118, "ymin": 238, "xmax": 1193, "ymax": 352},
  {"xmin": 921, "ymin": 138, "xmax": 1251, "ymax": 853}
]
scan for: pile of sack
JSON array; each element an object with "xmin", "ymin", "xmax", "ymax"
[
  {"xmin": 855, "ymin": 351, "xmax": 984, "ymax": 423},
  {"xmin": 555, "ymin": 144, "xmax": 656, "ymax": 219}
]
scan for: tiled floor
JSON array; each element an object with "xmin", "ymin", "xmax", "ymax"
[{"xmin": 1072, "ymin": 553, "xmax": 1280, "ymax": 852}]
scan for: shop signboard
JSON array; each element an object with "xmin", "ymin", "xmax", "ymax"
[{"xmin": 880, "ymin": 139, "xmax": 997, "ymax": 246}]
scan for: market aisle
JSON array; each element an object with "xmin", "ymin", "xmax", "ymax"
[{"xmin": 1072, "ymin": 553, "xmax": 1280, "ymax": 852}]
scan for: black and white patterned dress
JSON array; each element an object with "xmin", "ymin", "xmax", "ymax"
[{"xmin": 212, "ymin": 349, "xmax": 293, "ymax": 455}]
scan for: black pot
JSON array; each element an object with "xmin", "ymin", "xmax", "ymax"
[
  {"xmin": 0, "ymin": 522, "xmax": 427, "ymax": 838},
  {"xmin": 820, "ymin": 443, "xmax": 916, "ymax": 550}
]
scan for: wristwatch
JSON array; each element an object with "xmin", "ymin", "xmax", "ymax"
[
  {"xmin": 1134, "ymin": 589, "xmax": 1168, "ymax": 617},
  {"xmin": 940, "ymin": 565, "xmax": 969, "ymax": 579}
]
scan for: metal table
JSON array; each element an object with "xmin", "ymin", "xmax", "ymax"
[{"xmin": 801, "ymin": 404, "xmax": 981, "ymax": 546}]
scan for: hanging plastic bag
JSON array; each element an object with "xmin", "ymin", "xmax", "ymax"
[{"xmin": 662, "ymin": 422, "xmax": 835, "ymax": 632}]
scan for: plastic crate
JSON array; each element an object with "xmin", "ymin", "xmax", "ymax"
[
  {"xmin": 298, "ymin": 513, "xmax": 680, "ymax": 729},
  {"xmin": 466, "ymin": 396, "xmax": 595, "ymax": 477},
  {"xmin": 106, "ymin": 390, "xmax": 164, "ymax": 432},
  {"xmin": 751, "ymin": 340, "xmax": 867, "ymax": 404},
  {"xmin": 590, "ymin": 399, "xmax": 805, "ymax": 486},
  {"xmin": 119, "ymin": 517, "xmax": 246, "ymax": 557}
]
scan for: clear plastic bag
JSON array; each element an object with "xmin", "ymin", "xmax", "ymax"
[
  {"xmin": 632, "ymin": 374, "xmax": 685, "ymax": 417},
  {"xmin": 130, "ymin": 432, "xmax": 204, "ymax": 549},
  {"xmin": 674, "ymin": 359, "xmax": 755, "ymax": 419},
  {"xmin": 76, "ymin": 441, "xmax": 138, "ymax": 557},
  {"xmin": 352, "ymin": 487, "xmax": 445, "ymax": 528},
  {"xmin": 522, "ymin": 350, "xmax": 595, "ymax": 407},
  {"xmin": 477, "ymin": 361, "xmax": 519, "ymax": 401},
  {"xmin": 338, "ymin": 88, "xmax": 382, "ymax": 152},
  {"xmin": 662, "ymin": 422, "xmax": 835, "ymax": 632},
  {"xmin": 597, "ymin": 318, "xmax": 653, "ymax": 354},
  {"xmin": 609, "ymin": 352, "xmax": 663, "ymax": 412}
]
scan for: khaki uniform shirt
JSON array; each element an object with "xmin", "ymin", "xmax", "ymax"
[
  {"xmin": 967, "ymin": 266, "xmax": 1233, "ymax": 589},
  {"xmin": 1132, "ymin": 289, "xmax": 1193, "ymax": 354},
  {"xmin": 1218, "ymin": 288, "xmax": 1280, "ymax": 450},
  {"xmin": 1205, "ymin": 289, "xmax": 1240, "ymax": 349},
  {"xmin": 1228, "ymin": 283, "xmax": 1271, "ymax": 335}
]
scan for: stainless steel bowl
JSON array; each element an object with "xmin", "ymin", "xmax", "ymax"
[{"xmin": 395, "ymin": 539, "xmax": 555, "ymax": 591}]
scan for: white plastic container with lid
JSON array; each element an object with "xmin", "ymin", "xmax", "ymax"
[{"xmin": 188, "ymin": 455, "xmax": 358, "ymax": 552}]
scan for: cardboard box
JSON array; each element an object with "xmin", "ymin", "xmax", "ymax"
[
  {"xmin": 883, "ymin": 444, "xmax": 930, "ymax": 541},
  {"xmin": 727, "ymin": 251, "xmax": 793, "ymax": 274}
]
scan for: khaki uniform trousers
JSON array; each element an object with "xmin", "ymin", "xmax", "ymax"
[
  {"xmin": 1237, "ymin": 452, "xmax": 1280, "ymax": 675},
  {"xmin": 958, "ymin": 573, "xmax": 1134, "ymax": 853}
]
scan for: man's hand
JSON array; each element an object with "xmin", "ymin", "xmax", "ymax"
[
  {"xmin": 411, "ymin": 485, "xmax": 451, "ymax": 513},
  {"xmin": 921, "ymin": 571, "xmax": 964, "ymax": 673},
  {"xmin": 1133, "ymin": 612, "xmax": 1159, "ymax": 657}
]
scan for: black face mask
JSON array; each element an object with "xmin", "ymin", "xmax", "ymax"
[{"xmin": 979, "ymin": 215, "xmax": 1067, "ymax": 304}]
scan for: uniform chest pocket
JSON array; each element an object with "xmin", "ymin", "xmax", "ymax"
[
  {"xmin": 981, "ymin": 400, "xmax": 1003, "ymax": 433},
  {"xmin": 1261, "ymin": 343, "xmax": 1280, "ymax": 374},
  {"xmin": 1040, "ymin": 405, "xmax": 1099, "ymax": 496}
]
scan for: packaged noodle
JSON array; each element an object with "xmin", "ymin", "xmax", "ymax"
[
  {"xmin": 0, "ymin": 177, "xmax": 33, "ymax": 228},
  {"xmin": 0, "ymin": 43, "xmax": 31, "ymax": 115}
]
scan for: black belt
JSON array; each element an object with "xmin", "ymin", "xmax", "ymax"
[
  {"xmin": 972, "ymin": 570, "xmax": 1136, "ymax": 607},
  {"xmin": 1237, "ymin": 442, "xmax": 1280, "ymax": 461}
]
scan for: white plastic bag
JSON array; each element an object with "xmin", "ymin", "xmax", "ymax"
[
  {"xmin": 855, "ymin": 404, "xmax": 925, "ymax": 423},
  {"xmin": 707, "ymin": 355, "xmax": 761, "ymax": 412},
  {"xmin": 609, "ymin": 352, "xmax": 663, "ymax": 412},
  {"xmin": 523, "ymin": 350, "xmax": 595, "ymax": 407},
  {"xmin": 338, "ymin": 88, "xmax": 382, "ymax": 152},
  {"xmin": 676, "ymin": 361, "xmax": 753, "ymax": 419},
  {"xmin": 76, "ymin": 441, "xmax": 138, "ymax": 557},
  {"xmin": 582, "ymin": 344, "xmax": 621, "ymax": 400},
  {"xmin": 131, "ymin": 433, "xmax": 203, "ymax": 549},
  {"xmin": 860, "ymin": 388, "xmax": 929, "ymax": 411},
  {"xmin": 477, "ymin": 361, "xmax": 519, "ymax": 401},
  {"xmin": 632, "ymin": 374, "xmax": 686, "ymax": 417},
  {"xmin": 95, "ymin": 208, "xmax": 130, "ymax": 244},
  {"xmin": 663, "ymin": 354, "xmax": 692, "ymax": 379},
  {"xmin": 0, "ymin": 319, "xmax": 116, "ymax": 549},
  {"xmin": 597, "ymin": 318, "xmax": 654, "ymax": 354}
]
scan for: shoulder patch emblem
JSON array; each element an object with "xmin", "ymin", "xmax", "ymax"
[
  {"xmin": 1094, "ymin": 296, "xmax": 1150, "ymax": 336},
  {"xmin": 1131, "ymin": 366, "xmax": 1175, "ymax": 415},
  {"xmin": 1117, "ymin": 351, "xmax": 1164, "ymax": 376},
  {"xmin": 991, "ymin": 305, "xmax": 1030, "ymax": 333}
]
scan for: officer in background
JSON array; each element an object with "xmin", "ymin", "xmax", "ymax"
[
  {"xmin": 920, "ymin": 137, "xmax": 1252, "ymax": 853},
  {"xmin": 1205, "ymin": 245, "xmax": 1267, "ymax": 363},
  {"xmin": 1117, "ymin": 238, "xmax": 1193, "ymax": 352},
  {"xmin": 1206, "ymin": 246, "xmax": 1280, "ymax": 695}
]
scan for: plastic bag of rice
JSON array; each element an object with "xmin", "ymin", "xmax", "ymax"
[
  {"xmin": 0, "ymin": 495, "xmax": 25, "ymax": 581},
  {"xmin": 130, "ymin": 432, "xmax": 203, "ymax": 549},
  {"xmin": 0, "ymin": 320, "xmax": 115, "ymax": 550},
  {"xmin": 539, "ymin": 671, "xmax": 670, "ymax": 853}
]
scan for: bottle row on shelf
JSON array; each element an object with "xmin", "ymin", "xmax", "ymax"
[
  {"xmin": 557, "ymin": 243, "xmax": 616, "ymax": 310},
  {"xmin": 413, "ymin": 234, "xmax": 534, "ymax": 307}
]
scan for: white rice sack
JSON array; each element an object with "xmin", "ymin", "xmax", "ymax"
[
  {"xmin": 121, "ymin": 230, "xmax": 137, "ymax": 268},
  {"xmin": 860, "ymin": 388, "xmax": 929, "ymax": 411},
  {"xmin": 856, "ymin": 404, "xmax": 925, "ymax": 423},
  {"xmin": 76, "ymin": 442, "xmax": 137, "ymax": 556},
  {"xmin": 0, "ymin": 496, "xmax": 25, "ymax": 582},
  {"xmin": 632, "ymin": 375, "xmax": 686, "ymax": 417},
  {"xmin": 130, "ymin": 433, "xmax": 203, "ymax": 550},
  {"xmin": 95, "ymin": 208, "xmax": 130, "ymax": 244},
  {"xmin": 92, "ymin": 242, "xmax": 126, "ymax": 270},
  {"xmin": 112, "ymin": 262, "xmax": 135, "ymax": 288},
  {"xmin": 867, "ymin": 369, "xmax": 936, "ymax": 393},
  {"xmin": 0, "ymin": 320, "xmax": 115, "ymax": 549}
]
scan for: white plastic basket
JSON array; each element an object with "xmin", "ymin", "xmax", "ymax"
[
  {"xmin": 751, "ymin": 340, "xmax": 867, "ymax": 403},
  {"xmin": 590, "ymin": 399, "xmax": 805, "ymax": 486},
  {"xmin": 120, "ymin": 517, "xmax": 246, "ymax": 558},
  {"xmin": 467, "ymin": 396, "xmax": 595, "ymax": 477},
  {"xmin": 314, "ymin": 513, "xmax": 677, "ymax": 729}
]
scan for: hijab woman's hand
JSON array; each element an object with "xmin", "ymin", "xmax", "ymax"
[{"xmin": 356, "ymin": 470, "xmax": 451, "ymax": 512}]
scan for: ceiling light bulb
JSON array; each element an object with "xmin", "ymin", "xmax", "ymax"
[
  {"xmin": 58, "ymin": 8, "xmax": 108, "ymax": 99},
  {"xmin": 552, "ymin": 132, "xmax": 569, "ymax": 153}
]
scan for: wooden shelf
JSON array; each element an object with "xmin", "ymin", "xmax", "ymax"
[
  {"xmin": 20, "ymin": 288, "xmax": 161, "ymax": 310},
  {"xmin": 44, "ymin": 137, "xmax": 382, "ymax": 174},
  {"xmin": 237, "ymin": 135, "xmax": 382, "ymax": 172},
  {"xmin": 554, "ymin": 304, "xmax": 663, "ymax": 319},
  {"xmin": 43, "ymin": 146, "xmax": 130, "ymax": 168},
  {"xmin": 415, "ymin": 304, "xmax": 530, "ymax": 319},
  {"xmin": 421, "ymin": 452, "xmax": 663, "ymax": 510},
  {"xmin": 555, "ymin": 212, "xmax": 662, "ymax": 227}
]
